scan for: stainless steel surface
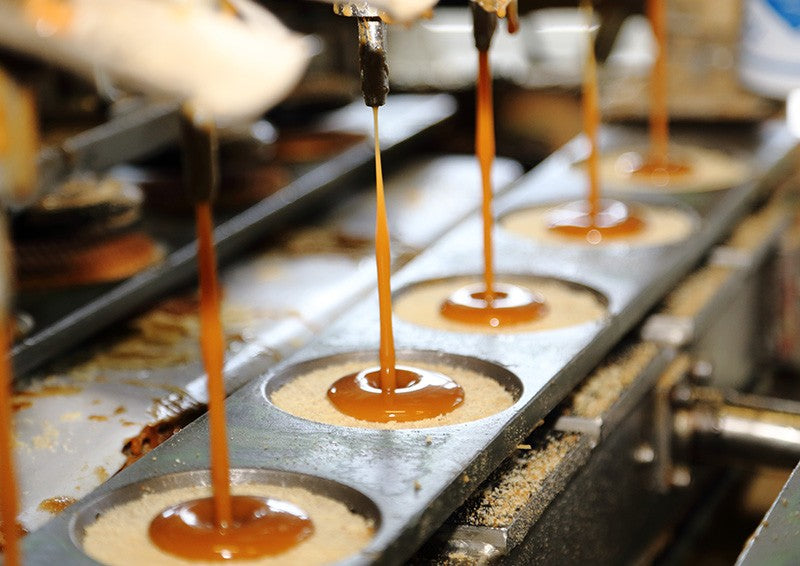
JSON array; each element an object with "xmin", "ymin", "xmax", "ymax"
[
  {"xmin": 11, "ymin": 153, "xmax": 522, "ymax": 534},
  {"xmin": 12, "ymin": 94, "xmax": 456, "ymax": 378},
  {"xmin": 35, "ymin": 102, "xmax": 180, "ymax": 207},
  {"xmin": 20, "ymin": 123, "xmax": 797, "ymax": 564},
  {"xmin": 737, "ymin": 461, "xmax": 800, "ymax": 566}
]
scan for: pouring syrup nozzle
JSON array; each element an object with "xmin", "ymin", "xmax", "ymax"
[
  {"xmin": 179, "ymin": 106, "xmax": 219, "ymax": 204},
  {"xmin": 470, "ymin": 1, "xmax": 498, "ymax": 52},
  {"xmin": 334, "ymin": 3, "xmax": 389, "ymax": 107},
  {"xmin": 357, "ymin": 16, "xmax": 388, "ymax": 107}
]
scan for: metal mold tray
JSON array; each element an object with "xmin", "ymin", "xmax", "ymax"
[
  {"xmin": 12, "ymin": 94, "xmax": 457, "ymax": 379},
  {"xmin": 22, "ymin": 122, "xmax": 797, "ymax": 564}
]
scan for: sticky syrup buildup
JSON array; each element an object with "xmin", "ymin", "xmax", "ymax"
[
  {"xmin": 441, "ymin": 282, "xmax": 546, "ymax": 327},
  {"xmin": 327, "ymin": 366, "xmax": 464, "ymax": 422},
  {"xmin": 149, "ymin": 495, "xmax": 314, "ymax": 561},
  {"xmin": 547, "ymin": 199, "xmax": 645, "ymax": 244}
]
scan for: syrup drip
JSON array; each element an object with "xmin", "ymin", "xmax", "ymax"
[
  {"xmin": 149, "ymin": 195, "xmax": 312, "ymax": 558},
  {"xmin": 149, "ymin": 496, "xmax": 313, "ymax": 561},
  {"xmin": 630, "ymin": 0, "xmax": 690, "ymax": 180},
  {"xmin": 326, "ymin": 107, "xmax": 465, "ymax": 422},
  {"xmin": 549, "ymin": 2, "xmax": 644, "ymax": 243},
  {"xmin": 0, "ymin": 319, "xmax": 21, "ymax": 566},
  {"xmin": 506, "ymin": 0, "xmax": 519, "ymax": 34},
  {"xmin": 441, "ymin": 49, "xmax": 544, "ymax": 327}
]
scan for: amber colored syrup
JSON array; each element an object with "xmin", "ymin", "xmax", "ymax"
[
  {"xmin": 328, "ymin": 366, "xmax": 464, "ymax": 422},
  {"xmin": 549, "ymin": 5, "xmax": 644, "ymax": 244},
  {"xmin": 150, "ymin": 202, "xmax": 312, "ymax": 560},
  {"xmin": 625, "ymin": 0, "xmax": 692, "ymax": 181},
  {"xmin": 441, "ymin": 50, "xmax": 544, "ymax": 328},
  {"xmin": 150, "ymin": 496, "xmax": 313, "ymax": 561},
  {"xmin": 0, "ymin": 320, "xmax": 20, "ymax": 566},
  {"xmin": 38, "ymin": 495, "xmax": 76, "ymax": 514},
  {"xmin": 506, "ymin": 0, "xmax": 519, "ymax": 34},
  {"xmin": 477, "ymin": 50, "xmax": 496, "ymax": 299},
  {"xmin": 326, "ymin": 108, "xmax": 465, "ymax": 422}
]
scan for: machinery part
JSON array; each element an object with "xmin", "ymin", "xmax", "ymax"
[
  {"xmin": 471, "ymin": 1, "xmax": 498, "ymax": 52},
  {"xmin": 334, "ymin": 2, "xmax": 389, "ymax": 107},
  {"xmin": 178, "ymin": 109, "xmax": 219, "ymax": 203},
  {"xmin": 357, "ymin": 17, "xmax": 389, "ymax": 107},
  {"xmin": 673, "ymin": 385, "xmax": 800, "ymax": 469}
]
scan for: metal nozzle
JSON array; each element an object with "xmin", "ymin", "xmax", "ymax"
[
  {"xmin": 179, "ymin": 108, "xmax": 219, "ymax": 203},
  {"xmin": 357, "ymin": 17, "xmax": 389, "ymax": 107},
  {"xmin": 334, "ymin": 2, "xmax": 389, "ymax": 107},
  {"xmin": 333, "ymin": 1, "xmax": 379, "ymax": 18},
  {"xmin": 471, "ymin": 1, "xmax": 497, "ymax": 52}
]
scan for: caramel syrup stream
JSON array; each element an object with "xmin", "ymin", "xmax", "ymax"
[
  {"xmin": 0, "ymin": 318, "xmax": 20, "ymax": 566},
  {"xmin": 194, "ymin": 201, "xmax": 232, "ymax": 528},
  {"xmin": 373, "ymin": 106, "xmax": 396, "ymax": 393},
  {"xmin": 648, "ymin": 0, "xmax": 669, "ymax": 166},
  {"xmin": 581, "ymin": 0, "xmax": 601, "ymax": 220},
  {"xmin": 477, "ymin": 49, "xmax": 495, "ymax": 300}
]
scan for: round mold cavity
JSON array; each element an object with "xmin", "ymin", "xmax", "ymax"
[
  {"xmin": 583, "ymin": 145, "xmax": 752, "ymax": 194},
  {"xmin": 70, "ymin": 468, "xmax": 380, "ymax": 564},
  {"xmin": 498, "ymin": 197, "xmax": 700, "ymax": 248},
  {"xmin": 264, "ymin": 349, "xmax": 523, "ymax": 429},
  {"xmin": 392, "ymin": 274, "xmax": 608, "ymax": 334}
]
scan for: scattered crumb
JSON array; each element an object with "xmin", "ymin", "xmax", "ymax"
[
  {"xmin": 661, "ymin": 265, "xmax": 731, "ymax": 318},
  {"xmin": 113, "ymin": 406, "xmax": 126, "ymax": 415},
  {"xmin": 95, "ymin": 467, "xmax": 109, "ymax": 483},
  {"xmin": 88, "ymin": 415, "xmax": 108, "ymax": 422},
  {"xmin": 425, "ymin": 436, "xmax": 432, "ymax": 445},
  {"xmin": 59, "ymin": 412, "xmax": 82, "ymax": 422},
  {"xmin": 568, "ymin": 343, "xmax": 659, "ymax": 418},
  {"xmin": 460, "ymin": 433, "xmax": 580, "ymax": 528},
  {"xmin": 462, "ymin": 474, "xmax": 470, "ymax": 484},
  {"xmin": 32, "ymin": 421, "xmax": 59, "ymax": 451},
  {"xmin": 516, "ymin": 444, "xmax": 531, "ymax": 450},
  {"xmin": 726, "ymin": 201, "xmax": 786, "ymax": 251},
  {"xmin": 414, "ymin": 481, "xmax": 422, "ymax": 491}
]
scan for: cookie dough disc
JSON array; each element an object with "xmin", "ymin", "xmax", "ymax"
[
  {"xmin": 393, "ymin": 277, "xmax": 606, "ymax": 334},
  {"xmin": 271, "ymin": 360, "xmax": 515, "ymax": 429},
  {"xmin": 82, "ymin": 484, "xmax": 374, "ymax": 566},
  {"xmin": 501, "ymin": 203, "xmax": 695, "ymax": 247},
  {"xmin": 596, "ymin": 145, "xmax": 751, "ymax": 193}
]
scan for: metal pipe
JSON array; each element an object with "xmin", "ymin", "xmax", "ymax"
[{"xmin": 673, "ymin": 387, "xmax": 800, "ymax": 469}]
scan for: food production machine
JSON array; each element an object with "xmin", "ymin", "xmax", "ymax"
[{"xmin": 2, "ymin": 0, "xmax": 800, "ymax": 564}]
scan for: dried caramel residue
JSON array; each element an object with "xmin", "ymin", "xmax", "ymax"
[
  {"xmin": 38, "ymin": 495, "xmax": 76, "ymax": 514},
  {"xmin": 94, "ymin": 466, "xmax": 109, "ymax": 483}
]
